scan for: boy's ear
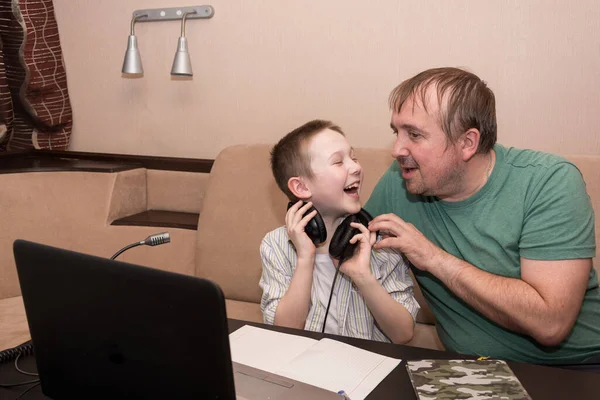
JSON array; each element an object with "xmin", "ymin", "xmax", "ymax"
[
  {"xmin": 288, "ymin": 177, "xmax": 312, "ymax": 200},
  {"xmin": 459, "ymin": 128, "xmax": 480, "ymax": 161}
]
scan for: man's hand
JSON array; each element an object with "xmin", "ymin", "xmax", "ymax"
[
  {"xmin": 368, "ymin": 213, "xmax": 447, "ymax": 273},
  {"xmin": 338, "ymin": 222, "xmax": 376, "ymax": 285},
  {"xmin": 286, "ymin": 200, "xmax": 318, "ymax": 261}
]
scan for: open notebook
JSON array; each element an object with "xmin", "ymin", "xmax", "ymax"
[{"xmin": 229, "ymin": 325, "xmax": 401, "ymax": 400}]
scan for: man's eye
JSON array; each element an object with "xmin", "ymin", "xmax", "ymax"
[
  {"xmin": 409, "ymin": 131, "xmax": 420, "ymax": 138},
  {"xmin": 391, "ymin": 130, "xmax": 398, "ymax": 136}
]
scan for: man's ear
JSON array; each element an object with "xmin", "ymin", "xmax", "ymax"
[
  {"xmin": 288, "ymin": 177, "xmax": 312, "ymax": 200},
  {"xmin": 459, "ymin": 128, "xmax": 481, "ymax": 161}
]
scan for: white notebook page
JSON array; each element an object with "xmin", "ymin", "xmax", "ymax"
[
  {"xmin": 275, "ymin": 338, "xmax": 400, "ymax": 400},
  {"xmin": 229, "ymin": 325, "xmax": 317, "ymax": 372}
]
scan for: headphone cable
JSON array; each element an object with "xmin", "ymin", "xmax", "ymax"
[{"xmin": 321, "ymin": 256, "xmax": 346, "ymax": 333}]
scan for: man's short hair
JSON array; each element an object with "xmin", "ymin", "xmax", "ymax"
[
  {"xmin": 389, "ymin": 67, "xmax": 497, "ymax": 153},
  {"xmin": 271, "ymin": 119, "xmax": 344, "ymax": 200}
]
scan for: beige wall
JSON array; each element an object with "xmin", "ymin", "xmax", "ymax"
[{"xmin": 53, "ymin": 0, "xmax": 600, "ymax": 159}]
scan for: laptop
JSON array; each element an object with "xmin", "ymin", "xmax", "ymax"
[{"xmin": 13, "ymin": 239, "xmax": 340, "ymax": 400}]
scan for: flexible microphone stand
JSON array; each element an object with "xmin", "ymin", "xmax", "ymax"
[{"xmin": 110, "ymin": 232, "xmax": 171, "ymax": 260}]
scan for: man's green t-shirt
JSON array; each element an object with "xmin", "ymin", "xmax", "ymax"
[{"xmin": 365, "ymin": 144, "xmax": 599, "ymax": 364}]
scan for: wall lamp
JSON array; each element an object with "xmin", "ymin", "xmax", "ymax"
[{"xmin": 121, "ymin": 5, "xmax": 215, "ymax": 77}]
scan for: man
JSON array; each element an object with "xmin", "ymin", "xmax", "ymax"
[{"xmin": 365, "ymin": 67, "xmax": 600, "ymax": 366}]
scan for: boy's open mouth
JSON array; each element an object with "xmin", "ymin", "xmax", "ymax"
[{"xmin": 344, "ymin": 182, "xmax": 360, "ymax": 196}]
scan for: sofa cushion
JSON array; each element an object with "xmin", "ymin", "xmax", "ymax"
[
  {"xmin": 225, "ymin": 299, "xmax": 263, "ymax": 323},
  {"xmin": 146, "ymin": 170, "xmax": 210, "ymax": 214}
]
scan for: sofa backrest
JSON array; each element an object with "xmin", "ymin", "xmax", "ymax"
[
  {"xmin": 195, "ymin": 144, "xmax": 284, "ymax": 303},
  {"xmin": 194, "ymin": 145, "xmax": 599, "ymax": 324},
  {"xmin": 194, "ymin": 144, "xmax": 394, "ymax": 300}
]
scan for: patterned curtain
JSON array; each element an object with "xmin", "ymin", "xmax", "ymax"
[{"xmin": 0, "ymin": 0, "xmax": 72, "ymax": 151}]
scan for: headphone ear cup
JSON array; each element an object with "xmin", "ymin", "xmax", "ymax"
[
  {"xmin": 287, "ymin": 202, "xmax": 326, "ymax": 245},
  {"xmin": 356, "ymin": 208, "xmax": 380, "ymax": 238},
  {"xmin": 304, "ymin": 207, "xmax": 327, "ymax": 245},
  {"xmin": 355, "ymin": 208, "xmax": 374, "ymax": 225},
  {"xmin": 329, "ymin": 214, "xmax": 359, "ymax": 260},
  {"xmin": 329, "ymin": 209, "xmax": 374, "ymax": 261}
]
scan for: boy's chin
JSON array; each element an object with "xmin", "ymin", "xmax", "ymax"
[{"xmin": 347, "ymin": 203, "xmax": 362, "ymax": 215}]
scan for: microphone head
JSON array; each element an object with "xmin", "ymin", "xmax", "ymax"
[{"xmin": 144, "ymin": 232, "xmax": 171, "ymax": 246}]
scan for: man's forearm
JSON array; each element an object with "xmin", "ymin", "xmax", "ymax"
[
  {"xmin": 430, "ymin": 253, "xmax": 562, "ymax": 345},
  {"xmin": 273, "ymin": 257, "xmax": 314, "ymax": 329}
]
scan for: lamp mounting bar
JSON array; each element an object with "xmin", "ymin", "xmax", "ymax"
[{"xmin": 132, "ymin": 5, "xmax": 214, "ymax": 22}]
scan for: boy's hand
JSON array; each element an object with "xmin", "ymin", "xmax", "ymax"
[
  {"xmin": 286, "ymin": 200, "xmax": 318, "ymax": 261},
  {"xmin": 338, "ymin": 222, "xmax": 376, "ymax": 285}
]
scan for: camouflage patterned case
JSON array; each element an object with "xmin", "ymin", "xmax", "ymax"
[{"xmin": 406, "ymin": 359, "xmax": 532, "ymax": 400}]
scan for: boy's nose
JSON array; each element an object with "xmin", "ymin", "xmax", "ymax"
[{"xmin": 349, "ymin": 159, "xmax": 362, "ymax": 175}]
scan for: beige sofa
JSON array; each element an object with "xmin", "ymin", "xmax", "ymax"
[{"xmin": 1, "ymin": 145, "xmax": 598, "ymax": 353}]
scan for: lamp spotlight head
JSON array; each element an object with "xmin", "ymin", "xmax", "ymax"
[
  {"xmin": 122, "ymin": 35, "xmax": 143, "ymax": 74},
  {"xmin": 171, "ymin": 36, "xmax": 193, "ymax": 76}
]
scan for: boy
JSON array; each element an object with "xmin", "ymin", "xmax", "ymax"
[{"xmin": 259, "ymin": 119, "xmax": 419, "ymax": 343}]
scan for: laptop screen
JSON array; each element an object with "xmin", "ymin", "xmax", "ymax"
[{"xmin": 14, "ymin": 239, "xmax": 236, "ymax": 400}]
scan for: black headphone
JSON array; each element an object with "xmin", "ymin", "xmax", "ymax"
[{"xmin": 287, "ymin": 202, "xmax": 374, "ymax": 261}]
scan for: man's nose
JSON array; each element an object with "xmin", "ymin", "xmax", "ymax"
[{"xmin": 392, "ymin": 136, "xmax": 410, "ymax": 158}]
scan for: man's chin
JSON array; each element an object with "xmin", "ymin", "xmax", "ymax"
[{"xmin": 404, "ymin": 181, "xmax": 426, "ymax": 196}]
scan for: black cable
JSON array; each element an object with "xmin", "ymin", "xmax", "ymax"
[
  {"xmin": 0, "ymin": 357, "xmax": 39, "ymax": 387},
  {"xmin": 321, "ymin": 256, "xmax": 347, "ymax": 333},
  {"xmin": 14, "ymin": 353, "xmax": 38, "ymax": 376},
  {"xmin": 15, "ymin": 381, "xmax": 41, "ymax": 399},
  {"xmin": 0, "ymin": 341, "xmax": 40, "ymax": 388},
  {"xmin": 0, "ymin": 342, "xmax": 40, "ymax": 388},
  {"xmin": 110, "ymin": 242, "xmax": 142, "ymax": 260},
  {"xmin": 0, "ymin": 378, "xmax": 40, "ymax": 388},
  {"xmin": 321, "ymin": 267, "xmax": 341, "ymax": 333},
  {"xmin": 0, "ymin": 342, "xmax": 33, "ymax": 364}
]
